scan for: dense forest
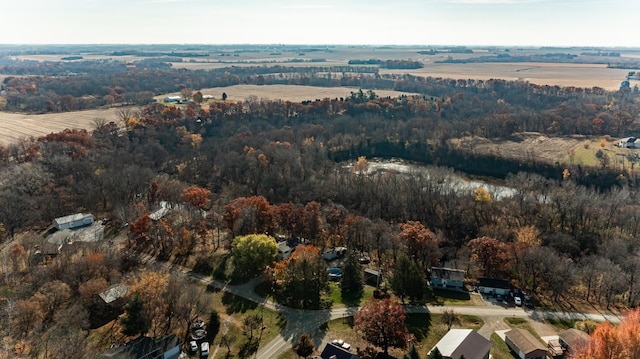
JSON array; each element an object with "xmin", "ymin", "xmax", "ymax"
[{"xmin": 2, "ymin": 58, "xmax": 640, "ymax": 357}]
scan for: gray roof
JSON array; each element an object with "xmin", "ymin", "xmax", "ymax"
[
  {"xmin": 431, "ymin": 267, "xmax": 465, "ymax": 281},
  {"xmin": 53, "ymin": 213, "xmax": 93, "ymax": 225},
  {"xmin": 320, "ymin": 343, "xmax": 358, "ymax": 359},
  {"xmin": 558, "ymin": 328, "xmax": 589, "ymax": 349},
  {"xmin": 505, "ymin": 328, "xmax": 546, "ymax": 355},
  {"xmin": 99, "ymin": 284, "xmax": 129, "ymax": 304},
  {"xmin": 101, "ymin": 335, "xmax": 181, "ymax": 359},
  {"xmin": 429, "ymin": 329, "xmax": 491, "ymax": 359}
]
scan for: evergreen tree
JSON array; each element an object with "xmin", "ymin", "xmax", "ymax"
[
  {"xmin": 121, "ymin": 292, "xmax": 149, "ymax": 337},
  {"xmin": 390, "ymin": 254, "xmax": 427, "ymax": 303},
  {"xmin": 427, "ymin": 347, "xmax": 443, "ymax": 359},
  {"xmin": 404, "ymin": 343, "xmax": 421, "ymax": 359},
  {"xmin": 341, "ymin": 252, "xmax": 364, "ymax": 302}
]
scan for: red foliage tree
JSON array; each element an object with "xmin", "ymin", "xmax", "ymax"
[
  {"xmin": 398, "ymin": 221, "xmax": 440, "ymax": 271},
  {"xmin": 468, "ymin": 236, "xmax": 511, "ymax": 278},
  {"xmin": 354, "ymin": 297, "xmax": 409, "ymax": 358},
  {"xmin": 223, "ymin": 196, "xmax": 275, "ymax": 236},
  {"xmin": 180, "ymin": 185, "xmax": 211, "ymax": 210}
]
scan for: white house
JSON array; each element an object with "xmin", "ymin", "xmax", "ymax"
[
  {"xmin": 430, "ymin": 267, "xmax": 466, "ymax": 289},
  {"xmin": 53, "ymin": 213, "xmax": 94, "ymax": 230},
  {"xmin": 428, "ymin": 329, "xmax": 491, "ymax": 359},
  {"xmin": 618, "ymin": 137, "xmax": 640, "ymax": 148}
]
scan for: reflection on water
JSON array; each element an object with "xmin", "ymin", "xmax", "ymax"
[{"xmin": 348, "ymin": 158, "xmax": 516, "ymax": 200}]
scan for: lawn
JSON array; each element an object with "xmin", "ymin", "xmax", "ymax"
[
  {"xmin": 490, "ymin": 333, "xmax": 513, "ymax": 359},
  {"xmin": 503, "ymin": 317, "xmax": 543, "ymax": 342}
]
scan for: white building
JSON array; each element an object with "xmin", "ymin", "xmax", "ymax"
[
  {"xmin": 428, "ymin": 329, "xmax": 491, "ymax": 359},
  {"xmin": 53, "ymin": 213, "xmax": 94, "ymax": 230}
]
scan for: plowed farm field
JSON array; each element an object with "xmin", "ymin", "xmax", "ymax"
[{"xmin": 0, "ymin": 108, "xmax": 123, "ymax": 145}]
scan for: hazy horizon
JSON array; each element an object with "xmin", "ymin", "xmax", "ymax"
[{"xmin": 5, "ymin": 0, "xmax": 640, "ymax": 48}]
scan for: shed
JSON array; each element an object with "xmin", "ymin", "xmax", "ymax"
[
  {"xmin": 558, "ymin": 328, "xmax": 589, "ymax": 355},
  {"xmin": 53, "ymin": 213, "xmax": 94, "ymax": 230},
  {"xmin": 364, "ymin": 268, "xmax": 381, "ymax": 287},
  {"xmin": 505, "ymin": 328, "xmax": 548, "ymax": 359},
  {"xmin": 277, "ymin": 241, "xmax": 293, "ymax": 261},
  {"xmin": 430, "ymin": 267, "xmax": 465, "ymax": 289},
  {"xmin": 428, "ymin": 329, "xmax": 491, "ymax": 359},
  {"xmin": 478, "ymin": 277, "xmax": 512, "ymax": 296}
]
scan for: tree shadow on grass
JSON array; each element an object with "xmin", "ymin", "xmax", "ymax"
[
  {"xmin": 405, "ymin": 313, "xmax": 431, "ymax": 342},
  {"xmin": 237, "ymin": 339, "xmax": 259, "ymax": 359},
  {"xmin": 222, "ymin": 291, "xmax": 258, "ymax": 315}
]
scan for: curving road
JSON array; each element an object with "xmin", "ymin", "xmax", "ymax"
[{"xmin": 139, "ymin": 254, "xmax": 621, "ymax": 359}]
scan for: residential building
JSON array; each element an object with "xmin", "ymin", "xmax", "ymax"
[
  {"xmin": 505, "ymin": 328, "xmax": 548, "ymax": 359},
  {"xmin": 53, "ymin": 213, "xmax": 94, "ymax": 230},
  {"xmin": 478, "ymin": 277, "xmax": 511, "ymax": 296},
  {"xmin": 101, "ymin": 334, "xmax": 181, "ymax": 359},
  {"xmin": 430, "ymin": 267, "xmax": 465, "ymax": 289},
  {"xmin": 558, "ymin": 328, "xmax": 589, "ymax": 357},
  {"xmin": 319, "ymin": 342, "xmax": 359, "ymax": 359},
  {"xmin": 428, "ymin": 329, "xmax": 491, "ymax": 359}
]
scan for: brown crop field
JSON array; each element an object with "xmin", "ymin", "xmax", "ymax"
[
  {"xmin": 157, "ymin": 84, "xmax": 420, "ymax": 103},
  {"xmin": 0, "ymin": 107, "xmax": 125, "ymax": 145}
]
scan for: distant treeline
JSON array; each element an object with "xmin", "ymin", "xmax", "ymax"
[
  {"xmin": 437, "ymin": 52, "xmax": 578, "ymax": 64},
  {"xmin": 348, "ymin": 59, "xmax": 423, "ymax": 69}
]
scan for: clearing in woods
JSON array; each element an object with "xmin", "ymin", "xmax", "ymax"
[{"xmin": 156, "ymin": 84, "xmax": 420, "ymax": 103}]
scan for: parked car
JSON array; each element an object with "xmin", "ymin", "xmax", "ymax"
[
  {"xmin": 189, "ymin": 341, "xmax": 198, "ymax": 353},
  {"xmin": 328, "ymin": 267, "xmax": 343, "ymax": 280},
  {"xmin": 514, "ymin": 296, "xmax": 522, "ymax": 306},
  {"xmin": 200, "ymin": 342, "xmax": 209, "ymax": 357}
]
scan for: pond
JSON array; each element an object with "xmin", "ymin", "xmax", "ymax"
[{"xmin": 348, "ymin": 158, "xmax": 517, "ymax": 200}]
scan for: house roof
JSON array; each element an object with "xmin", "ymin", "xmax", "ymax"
[
  {"xmin": 101, "ymin": 334, "xmax": 181, "ymax": 359},
  {"xmin": 99, "ymin": 284, "xmax": 129, "ymax": 304},
  {"xmin": 431, "ymin": 267, "xmax": 465, "ymax": 281},
  {"xmin": 53, "ymin": 213, "xmax": 93, "ymax": 225},
  {"xmin": 559, "ymin": 328, "xmax": 589, "ymax": 349},
  {"xmin": 320, "ymin": 343, "xmax": 359, "ymax": 359},
  {"xmin": 478, "ymin": 277, "xmax": 511, "ymax": 289},
  {"xmin": 278, "ymin": 241, "xmax": 292, "ymax": 252},
  {"xmin": 505, "ymin": 328, "xmax": 546, "ymax": 354},
  {"xmin": 429, "ymin": 329, "xmax": 492, "ymax": 359}
]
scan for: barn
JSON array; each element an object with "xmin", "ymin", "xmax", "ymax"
[{"xmin": 53, "ymin": 213, "xmax": 94, "ymax": 230}]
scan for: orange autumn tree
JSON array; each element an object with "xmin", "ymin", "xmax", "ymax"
[
  {"xmin": 570, "ymin": 307, "xmax": 640, "ymax": 359},
  {"xmin": 180, "ymin": 185, "xmax": 211, "ymax": 210}
]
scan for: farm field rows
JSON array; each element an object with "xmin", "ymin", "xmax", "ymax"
[{"xmin": 0, "ymin": 107, "xmax": 123, "ymax": 145}]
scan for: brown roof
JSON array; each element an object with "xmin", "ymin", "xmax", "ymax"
[
  {"xmin": 505, "ymin": 328, "xmax": 546, "ymax": 354},
  {"xmin": 559, "ymin": 328, "xmax": 589, "ymax": 349}
]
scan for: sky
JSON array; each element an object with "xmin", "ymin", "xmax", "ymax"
[{"xmin": 3, "ymin": 0, "xmax": 639, "ymax": 47}]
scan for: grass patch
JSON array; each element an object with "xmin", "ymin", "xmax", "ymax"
[
  {"xmin": 325, "ymin": 282, "xmax": 376, "ymax": 308},
  {"xmin": 546, "ymin": 317, "xmax": 578, "ymax": 330},
  {"xmin": 428, "ymin": 288, "xmax": 474, "ymax": 306},
  {"xmin": 490, "ymin": 333, "xmax": 513, "ymax": 359}
]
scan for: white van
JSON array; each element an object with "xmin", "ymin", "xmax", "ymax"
[{"xmin": 200, "ymin": 342, "xmax": 209, "ymax": 357}]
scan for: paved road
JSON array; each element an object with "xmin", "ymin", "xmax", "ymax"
[{"xmin": 136, "ymin": 253, "xmax": 621, "ymax": 359}]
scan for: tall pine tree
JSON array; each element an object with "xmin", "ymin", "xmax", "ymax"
[
  {"xmin": 121, "ymin": 292, "xmax": 149, "ymax": 337},
  {"xmin": 341, "ymin": 252, "xmax": 364, "ymax": 302}
]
